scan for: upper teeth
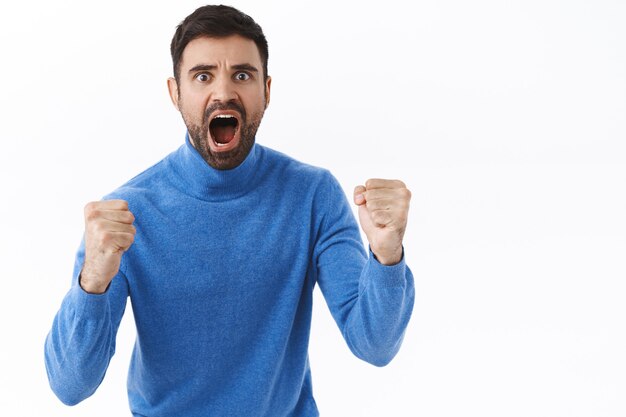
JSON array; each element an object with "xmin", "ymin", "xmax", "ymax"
[{"xmin": 215, "ymin": 114, "xmax": 234, "ymax": 119}]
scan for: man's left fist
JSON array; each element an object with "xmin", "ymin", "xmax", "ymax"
[{"xmin": 354, "ymin": 179, "xmax": 411, "ymax": 265}]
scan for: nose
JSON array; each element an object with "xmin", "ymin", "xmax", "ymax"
[{"xmin": 211, "ymin": 75, "xmax": 238, "ymax": 103}]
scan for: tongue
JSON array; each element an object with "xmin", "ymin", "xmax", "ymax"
[{"xmin": 213, "ymin": 125, "xmax": 236, "ymax": 144}]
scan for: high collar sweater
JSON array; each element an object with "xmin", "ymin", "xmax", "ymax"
[{"xmin": 45, "ymin": 134, "xmax": 415, "ymax": 417}]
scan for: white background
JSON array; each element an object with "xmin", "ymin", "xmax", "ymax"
[{"xmin": 0, "ymin": 0, "xmax": 625, "ymax": 416}]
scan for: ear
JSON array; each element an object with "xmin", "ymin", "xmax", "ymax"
[
  {"xmin": 167, "ymin": 77, "xmax": 180, "ymax": 110},
  {"xmin": 264, "ymin": 76, "xmax": 272, "ymax": 109}
]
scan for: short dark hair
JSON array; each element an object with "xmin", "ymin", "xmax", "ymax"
[{"xmin": 170, "ymin": 5, "xmax": 269, "ymax": 83}]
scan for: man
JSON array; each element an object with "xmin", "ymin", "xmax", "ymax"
[{"xmin": 45, "ymin": 5, "xmax": 415, "ymax": 417}]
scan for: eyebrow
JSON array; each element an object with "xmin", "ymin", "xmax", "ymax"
[
  {"xmin": 188, "ymin": 63, "xmax": 260, "ymax": 73},
  {"xmin": 232, "ymin": 64, "xmax": 259, "ymax": 73}
]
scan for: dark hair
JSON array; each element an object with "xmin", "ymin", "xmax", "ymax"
[{"xmin": 170, "ymin": 5, "xmax": 269, "ymax": 83}]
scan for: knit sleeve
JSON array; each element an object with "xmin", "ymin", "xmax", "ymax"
[
  {"xmin": 313, "ymin": 171, "xmax": 415, "ymax": 366},
  {"xmin": 44, "ymin": 236, "xmax": 129, "ymax": 405}
]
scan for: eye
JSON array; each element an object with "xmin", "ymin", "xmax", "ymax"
[
  {"xmin": 195, "ymin": 73, "xmax": 210, "ymax": 82},
  {"xmin": 235, "ymin": 72, "xmax": 250, "ymax": 81}
]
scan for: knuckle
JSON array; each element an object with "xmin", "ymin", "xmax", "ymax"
[
  {"xmin": 84, "ymin": 202, "xmax": 97, "ymax": 218},
  {"xmin": 122, "ymin": 211, "xmax": 134, "ymax": 223},
  {"xmin": 89, "ymin": 209, "xmax": 101, "ymax": 221}
]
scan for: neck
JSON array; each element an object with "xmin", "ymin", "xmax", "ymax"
[{"xmin": 169, "ymin": 132, "xmax": 263, "ymax": 201}]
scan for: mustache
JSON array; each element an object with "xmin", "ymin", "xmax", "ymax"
[{"xmin": 204, "ymin": 101, "xmax": 246, "ymax": 123}]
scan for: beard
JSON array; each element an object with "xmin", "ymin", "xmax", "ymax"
[{"xmin": 183, "ymin": 100, "xmax": 264, "ymax": 170}]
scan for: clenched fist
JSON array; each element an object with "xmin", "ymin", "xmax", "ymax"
[
  {"xmin": 80, "ymin": 199, "xmax": 136, "ymax": 294},
  {"xmin": 354, "ymin": 179, "xmax": 411, "ymax": 266}
]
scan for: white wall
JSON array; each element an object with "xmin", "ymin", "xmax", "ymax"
[{"xmin": 1, "ymin": 0, "xmax": 625, "ymax": 416}]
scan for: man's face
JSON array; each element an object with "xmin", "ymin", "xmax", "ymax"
[{"xmin": 168, "ymin": 35, "xmax": 271, "ymax": 170}]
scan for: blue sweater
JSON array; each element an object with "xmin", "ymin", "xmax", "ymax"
[{"xmin": 45, "ymin": 134, "xmax": 415, "ymax": 417}]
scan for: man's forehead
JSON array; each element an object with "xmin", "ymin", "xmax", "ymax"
[{"xmin": 180, "ymin": 35, "xmax": 262, "ymax": 69}]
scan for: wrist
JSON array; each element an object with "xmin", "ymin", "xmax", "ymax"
[
  {"xmin": 79, "ymin": 268, "xmax": 109, "ymax": 294},
  {"xmin": 371, "ymin": 246, "xmax": 403, "ymax": 266}
]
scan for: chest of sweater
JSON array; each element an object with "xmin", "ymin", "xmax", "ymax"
[{"xmin": 120, "ymin": 183, "xmax": 318, "ymax": 348}]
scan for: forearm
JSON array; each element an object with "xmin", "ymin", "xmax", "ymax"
[
  {"xmin": 315, "ymin": 171, "xmax": 415, "ymax": 366},
  {"xmin": 44, "ymin": 284, "xmax": 117, "ymax": 405},
  {"xmin": 341, "ymin": 249, "xmax": 415, "ymax": 366}
]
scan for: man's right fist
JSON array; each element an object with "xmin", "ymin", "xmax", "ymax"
[{"xmin": 80, "ymin": 199, "xmax": 136, "ymax": 294}]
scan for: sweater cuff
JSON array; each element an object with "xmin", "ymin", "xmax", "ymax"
[
  {"xmin": 367, "ymin": 246, "xmax": 408, "ymax": 288},
  {"xmin": 67, "ymin": 281, "xmax": 110, "ymax": 318}
]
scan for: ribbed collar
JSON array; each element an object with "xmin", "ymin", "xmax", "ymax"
[{"xmin": 169, "ymin": 132, "xmax": 263, "ymax": 201}]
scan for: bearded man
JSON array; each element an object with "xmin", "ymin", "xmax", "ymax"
[{"xmin": 45, "ymin": 5, "xmax": 415, "ymax": 417}]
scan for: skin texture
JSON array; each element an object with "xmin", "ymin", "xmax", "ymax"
[{"xmin": 79, "ymin": 35, "xmax": 411, "ymax": 294}]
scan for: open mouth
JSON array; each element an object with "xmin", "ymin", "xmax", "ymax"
[{"xmin": 209, "ymin": 114, "xmax": 240, "ymax": 148}]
